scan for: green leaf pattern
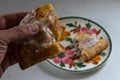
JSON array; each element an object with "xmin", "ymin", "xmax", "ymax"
[
  {"xmin": 100, "ymin": 52, "xmax": 106, "ymax": 57},
  {"xmin": 60, "ymin": 62, "xmax": 65, "ymax": 67},
  {"xmin": 66, "ymin": 21, "xmax": 77, "ymax": 27},
  {"xmin": 86, "ymin": 23, "xmax": 92, "ymax": 29},
  {"xmin": 66, "ymin": 37, "xmax": 73, "ymax": 43},
  {"xmin": 74, "ymin": 62, "xmax": 86, "ymax": 68}
]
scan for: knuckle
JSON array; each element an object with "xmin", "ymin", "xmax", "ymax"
[
  {"xmin": 0, "ymin": 31, "xmax": 8, "ymax": 44},
  {"xmin": 0, "ymin": 16, "xmax": 6, "ymax": 29},
  {"xmin": 16, "ymin": 26, "xmax": 25, "ymax": 37},
  {"xmin": 16, "ymin": 26, "xmax": 30, "ymax": 38}
]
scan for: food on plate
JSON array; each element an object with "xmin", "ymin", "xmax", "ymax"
[
  {"xmin": 72, "ymin": 33, "xmax": 108, "ymax": 62},
  {"xmin": 15, "ymin": 4, "xmax": 69, "ymax": 69},
  {"xmin": 79, "ymin": 38, "xmax": 108, "ymax": 62}
]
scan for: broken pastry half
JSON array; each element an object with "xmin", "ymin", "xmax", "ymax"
[
  {"xmin": 72, "ymin": 33, "xmax": 108, "ymax": 62},
  {"xmin": 15, "ymin": 4, "xmax": 67, "ymax": 69}
]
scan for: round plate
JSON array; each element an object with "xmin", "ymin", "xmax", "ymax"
[{"xmin": 47, "ymin": 17, "xmax": 112, "ymax": 72}]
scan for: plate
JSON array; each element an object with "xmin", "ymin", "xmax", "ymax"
[{"xmin": 47, "ymin": 17, "xmax": 112, "ymax": 73}]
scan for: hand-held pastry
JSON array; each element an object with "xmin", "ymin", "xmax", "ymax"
[{"xmin": 15, "ymin": 4, "xmax": 62, "ymax": 69}]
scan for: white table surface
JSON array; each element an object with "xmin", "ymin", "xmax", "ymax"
[{"xmin": 0, "ymin": 0, "xmax": 119, "ymax": 80}]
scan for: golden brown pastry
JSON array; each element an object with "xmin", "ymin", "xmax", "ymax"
[
  {"xmin": 73, "ymin": 33, "xmax": 108, "ymax": 62},
  {"xmin": 15, "ymin": 4, "xmax": 63, "ymax": 69},
  {"xmin": 80, "ymin": 38, "xmax": 108, "ymax": 62}
]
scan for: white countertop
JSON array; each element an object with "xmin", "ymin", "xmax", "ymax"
[{"xmin": 0, "ymin": 0, "xmax": 119, "ymax": 80}]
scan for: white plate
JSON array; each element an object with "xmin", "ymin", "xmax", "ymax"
[{"xmin": 47, "ymin": 17, "xmax": 112, "ymax": 73}]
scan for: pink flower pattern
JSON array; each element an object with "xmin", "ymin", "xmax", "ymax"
[
  {"xmin": 53, "ymin": 46, "xmax": 74, "ymax": 64},
  {"xmin": 80, "ymin": 27, "xmax": 98, "ymax": 34}
]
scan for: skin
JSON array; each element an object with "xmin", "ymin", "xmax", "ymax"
[{"xmin": 0, "ymin": 12, "xmax": 39, "ymax": 77}]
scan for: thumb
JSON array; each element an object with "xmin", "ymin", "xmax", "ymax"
[{"xmin": 0, "ymin": 24, "xmax": 39, "ymax": 44}]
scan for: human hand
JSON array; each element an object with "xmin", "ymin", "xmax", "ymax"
[{"xmin": 0, "ymin": 12, "xmax": 39, "ymax": 77}]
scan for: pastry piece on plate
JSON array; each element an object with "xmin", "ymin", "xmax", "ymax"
[
  {"xmin": 15, "ymin": 4, "xmax": 67, "ymax": 69},
  {"xmin": 73, "ymin": 33, "xmax": 108, "ymax": 62},
  {"xmin": 80, "ymin": 38, "xmax": 108, "ymax": 62}
]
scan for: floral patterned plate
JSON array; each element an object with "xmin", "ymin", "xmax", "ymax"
[{"xmin": 47, "ymin": 17, "xmax": 112, "ymax": 72}]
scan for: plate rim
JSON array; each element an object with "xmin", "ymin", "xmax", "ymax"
[{"xmin": 47, "ymin": 16, "xmax": 112, "ymax": 72}]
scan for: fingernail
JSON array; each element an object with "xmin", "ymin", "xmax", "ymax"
[{"xmin": 28, "ymin": 24, "xmax": 39, "ymax": 33}]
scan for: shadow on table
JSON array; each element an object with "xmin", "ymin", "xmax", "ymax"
[{"xmin": 37, "ymin": 61, "xmax": 105, "ymax": 79}]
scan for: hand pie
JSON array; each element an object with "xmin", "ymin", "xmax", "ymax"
[
  {"xmin": 15, "ymin": 4, "xmax": 62, "ymax": 69},
  {"xmin": 80, "ymin": 38, "xmax": 108, "ymax": 62},
  {"xmin": 73, "ymin": 33, "xmax": 108, "ymax": 62}
]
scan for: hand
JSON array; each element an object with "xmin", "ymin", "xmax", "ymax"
[{"xmin": 0, "ymin": 12, "xmax": 39, "ymax": 77}]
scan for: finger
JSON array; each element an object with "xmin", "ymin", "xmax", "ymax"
[
  {"xmin": 0, "ymin": 53, "xmax": 16, "ymax": 78},
  {"xmin": 0, "ymin": 12, "xmax": 28, "ymax": 29},
  {"xmin": 9, "ymin": 53, "xmax": 17, "ymax": 66},
  {"xmin": 0, "ymin": 53, "xmax": 16, "ymax": 71},
  {"xmin": 1, "ymin": 56, "xmax": 9, "ymax": 73},
  {"xmin": 0, "ymin": 65, "xmax": 3, "ymax": 78},
  {"xmin": 0, "ymin": 45, "xmax": 7, "ymax": 64},
  {"xmin": 0, "ymin": 24, "xmax": 39, "ymax": 44},
  {"xmin": 6, "ymin": 44, "xmax": 17, "ymax": 65},
  {"xmin": 6, "ymin": 43, "xmax": 17, "ymax": 64}
]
